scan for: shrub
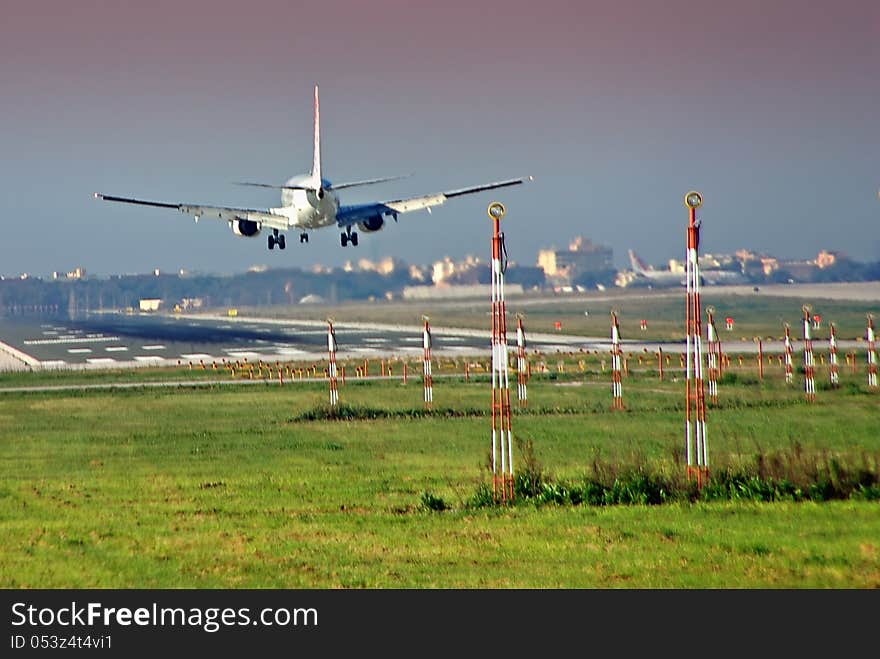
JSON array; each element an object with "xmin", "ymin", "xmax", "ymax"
[{"xmin": 419, "ymin": 491, "xmax": 448, "ymax": 512}]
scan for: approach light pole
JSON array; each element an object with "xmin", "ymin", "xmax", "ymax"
[
  {"xmin": 684, "ymin": 191, "xmax": 709, "ymax": 486},
  {"xmin": 488, "ymin": 201, "xmax": 514, "ymax": 502}
]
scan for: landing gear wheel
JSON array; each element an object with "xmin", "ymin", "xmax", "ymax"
[
  {"xmin": 350, "ymin": 232, "xmax": 359, "ymax": 247},
  {"xmin": 340, "ymin": 232, "xmax": 348, "ymax": 247},
  {"xmin": 268, "ymin": 235, "xmax": 276, "ymax": 250},
  {"xmin": 300, "ymin": 233, "xmax": 309, "ymax": 243},
  {"xmin": 278, "ymin": 235, "xmax": 286, "ymax": 250}
]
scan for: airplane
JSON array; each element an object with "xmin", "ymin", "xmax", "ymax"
[
  {"xmin": 627, "ymin": 250, "xmax": 686, "ymax": 286},
  {"xmin": 627, "ymin": 249, "xmax": 747, "ymax": 286},
  {"xmin": 94, "ymin": 85, "xmax": 531, "ymax": 250}
]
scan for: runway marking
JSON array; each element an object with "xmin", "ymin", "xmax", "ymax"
[
  {"xmin": 67, "ymin": 348, "xmax": 92, "ymax": 354},
  {"xmin": 105, "ymin": 346, "xmax": 129, "ymax": 352},
  {"xmin": 40, "ymin": 360, "xmax": 67, "ymax": 368},
  {"xmin": 41, "ymin": 330, "xmax": 59, "ymax": 335},
  {"xmin": 181, "ymin": 353, "xmax": 213, "ymax": 360},
  {"xmin": 363, "ymin": 338, "xmax": 389, "ymax": 343},
  {"xmin": 134, "ymin": 356, "xmax": 165, "ymax": 362},
  {"xmin": 141, "ymin": 345, "xmax": 166, "ymax": 350},
  {"xmin": 86, "ymin": 358, "xmax": 117, "ymax": 365},
  {"xmin": 25, "ymin": 336, "xmax": 120, "ymax": 345},
  {"xmin": 224, "ymin": 351, "xmax": 264, "ymax": 360}
]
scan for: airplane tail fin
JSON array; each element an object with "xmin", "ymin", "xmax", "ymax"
[
  {"xmin": 310, "ymin": 84, "xmax": 322, "ymax": 189},
  {"xmin": 628, "ymin": 249, "xmax": 651, "ymax": 274}
]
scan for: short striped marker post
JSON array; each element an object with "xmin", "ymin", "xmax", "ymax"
[
  {"xmin": 422, "ymin": 315, "xmax": 433, "ymax": 408},
  {"xmin": 610, "ymin": 310, "xmax": 624, "ymax": 410},
  {"xmin": 783, "ymin": 323, "xmax": 794, "ymax": 385},
  {"xmin": 706, "ymin": 306, "xmax": 721, "ymax": 403},
  {"xmin": 868, "ymin": 314, "xmax": 878, "ymax": 389},
  {"xmin": 327, "ymin": 319, "xmax": 339, "ymax": 407},
  {"xmin": 684, "ymin": 191, "xmax": 709, "ymax": 486},
  {"xmin": 829, "ymin": 322, "xmax": 840, "ymax": 389},
  {"xmin": 756, "ymin": 337, "xmax": 764, "ymax": 381},
  {"xmin": 516, "ymin": 314, "xmax": 528, "ymax": 408},
  {"xmin": 802, "ymin": 305, "xmax": 816, "ymax": 401}
]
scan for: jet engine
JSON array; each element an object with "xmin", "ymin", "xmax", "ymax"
[
  {"xmin": 356, "ymin": 214, "xmax": 385, "ymax": 233},
  {"xmin": 231, "ymin": 219, "xmax": 261, "ymax": 237}
]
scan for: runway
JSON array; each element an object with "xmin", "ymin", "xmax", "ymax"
[
  {"xmin": 0, "ymin": 308, "xmax": 868, "ymax": 373},
  {"xmin": 0, "ymin": 312, "xmax": 598, "ymax": 371}
]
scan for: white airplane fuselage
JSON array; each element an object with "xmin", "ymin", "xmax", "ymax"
[{"xmin": 275, "ymin": 175, "xmax": 340, "ymax": 231}]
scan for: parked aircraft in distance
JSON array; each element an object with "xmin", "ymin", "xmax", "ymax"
[
  {"xmin": 95, "ymin": 85, "xmax": 531, "ymax": 250},
  {"xmin": 628, "ymin": 249, "xmax": 746, "ymax": 286}
]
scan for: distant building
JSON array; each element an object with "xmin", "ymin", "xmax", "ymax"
[
  {"xmin": 408, "ymin": 264, "xmax": 428, "ymax": 282},
  {"xmin": 431, "ymin": 255, "xmax": 484, "ymax": 285},
  {"xmin": 537, "ymin": 236, "xmax": 613, "ymax": 285},
  {"xmin": 139, "ymin": 298, "xmax": 163, "ymax": 312},
  {"xmin": 53, "ymin": 267, "xmax": 86, "ymax": 280},
  {"xmin": 816, "ymin": 250, "xmax": 846, "ymax": 269},
  {"xmin": 178, "ymin": 297, "xmax": 204, "ymax": 310}
]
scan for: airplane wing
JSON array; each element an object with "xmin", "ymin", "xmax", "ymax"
[
  {"xmin": 335, "ymin": 177, "xmax": 530, "ymax": 226},
  {"xmin": 93, "ymin": 193, "xmax": 291, "ymax": 232}
]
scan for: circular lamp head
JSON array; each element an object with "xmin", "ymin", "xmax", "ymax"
[
  {"xmin": 802, "ymin": 304, "xmax": 813, "ymax": 315},
  {"xmin": 706, "ymin": 305, "xmax": 716, "ymax": 315},
  {"xmin": 487, "ymin": 202, "xmax": 506, "ymax": 221},
  {"xmin": 684, "ymin": 191, "xmax": 703, "ymax": 209}
]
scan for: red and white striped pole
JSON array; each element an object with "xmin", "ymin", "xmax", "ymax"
[
  {"xmin": 422, "ymin": 315, "xmax": 433, "ymax": 408},
  {"xmin": 868, "ymin": 314, "xmax": 878, "ymax": 389},
  {"xmin": 706, "ymin": 306, "xmax": 721, "ymax": 404},
  {"xmin": 783, "ymin": 323, "xmax": 794, "ymax": 385},
  {"xmin": 516, "ymin": 314, "xmax": 528, "ymax": 408},
  {"xmin": 684, "ymin": 191, "xmax": 708, "ymax": 486},
  {"xmin": 610, "ymin": 310, "xmax": 624, "ymax": 410},
  {"xmin": 489, "ymin": 202, "xmax": 514, "ymax": 502},
  {"xmin": 327, "ymin": 319, "xmax": 339, "ymax": 407},
  {"xmin": 756, "ymin": 337, "xmax": 764, "ymax": 381},
  {"xmin": 829, "ymin": 322, "xmax": 839, "ymax": 388},
  {"xmin": 802, "ymin": 305, "xmax": 816, "ymax": 401}
]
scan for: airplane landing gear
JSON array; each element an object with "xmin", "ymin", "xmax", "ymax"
[
  {"xmin": 268, "ymin": 229, "xmax": 286, "ymax": 250},
  {"xmin": 340, "ymin": 227, "xmax": 358, "ymax": 247},
  {"xmin": 300, "ymin": 232, "xmax": 309, "ymax": 243}
]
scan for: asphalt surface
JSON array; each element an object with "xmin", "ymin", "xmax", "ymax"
[
  {"xmin": 0, "ymin": 312, "xmax": 602, "ymax": 372},
  {"xmin": 0, "ymin": 305, "xmax": 870, "ymax": 374}
]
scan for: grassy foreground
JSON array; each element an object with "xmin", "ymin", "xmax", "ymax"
[{"xmin": 1, "ymin": 372, "xmax": 878, "ymax": 588}]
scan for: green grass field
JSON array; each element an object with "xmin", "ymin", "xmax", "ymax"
[{"xmin": 1, "ymin": 363, "xmax": 878, "ymax": 588}]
